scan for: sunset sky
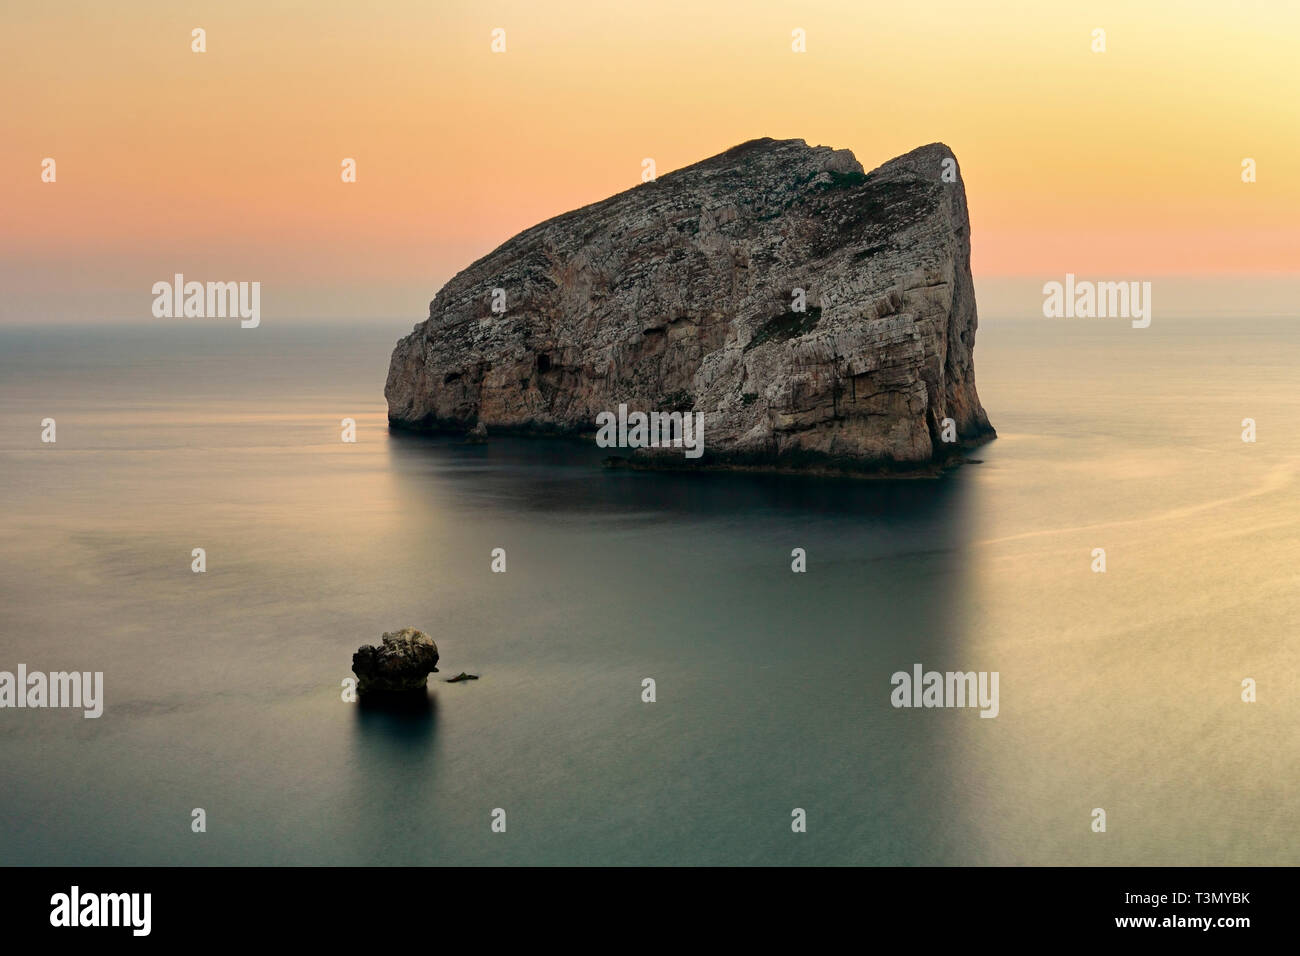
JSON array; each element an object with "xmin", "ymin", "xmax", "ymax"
[{"xmin": 3, "ymin": 0, "xmax": 1298, "ymax": 322}]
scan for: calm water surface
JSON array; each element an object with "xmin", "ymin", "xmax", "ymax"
[{"xmin": 1, "ymin": 316, "xmax": 1296, "ymax": 865}]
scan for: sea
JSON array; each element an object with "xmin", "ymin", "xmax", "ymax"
[{"xmin": 1, "ymin": 314, "xmax": 1296, "ymax": 865}]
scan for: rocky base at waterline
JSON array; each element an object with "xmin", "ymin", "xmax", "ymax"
[
  {"xmin": 386, "ymin": 137, "xmax": 994, "ymax": 475},
  {"xmin": 351, "ymin": 627, "xmax": 439, "ymax": 699},
  {"xmin": 602, "ymin": 450, "xmax": 986, "ymax": 479}
]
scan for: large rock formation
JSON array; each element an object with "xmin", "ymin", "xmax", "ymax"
[{"xmin": 386, "ymin": 138, "xmax": 994, "ymax": 474}]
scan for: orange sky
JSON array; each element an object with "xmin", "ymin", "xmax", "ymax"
[{"xmin": 3, "ymin": 0, "xmax": 1298, "ymax": 321}]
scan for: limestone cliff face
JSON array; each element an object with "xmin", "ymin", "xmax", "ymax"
[{"xmin": 385, "ymin": 138, "xmax": 994, "ymax": 473}]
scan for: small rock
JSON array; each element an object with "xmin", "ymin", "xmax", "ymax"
[
  {"xmin": 463, "ymin": 422, "xmax": 488, "ymax": 444},
  {"xmin": 351, "ymin": 627, "xmax": 439, "ymax": 696},
  {"xmin": 446, "ymin": 672, "xmax": 479, "ymax": 683}
]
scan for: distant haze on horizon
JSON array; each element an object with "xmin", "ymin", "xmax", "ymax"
[{"xmin": 3, "ymin": 0, "xmax": 1298, "ymax": 324}]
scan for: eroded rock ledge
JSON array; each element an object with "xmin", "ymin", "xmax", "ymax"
[{"xmin": 385, "ymin": 138, "xmax": 994, "ymax": 474}]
